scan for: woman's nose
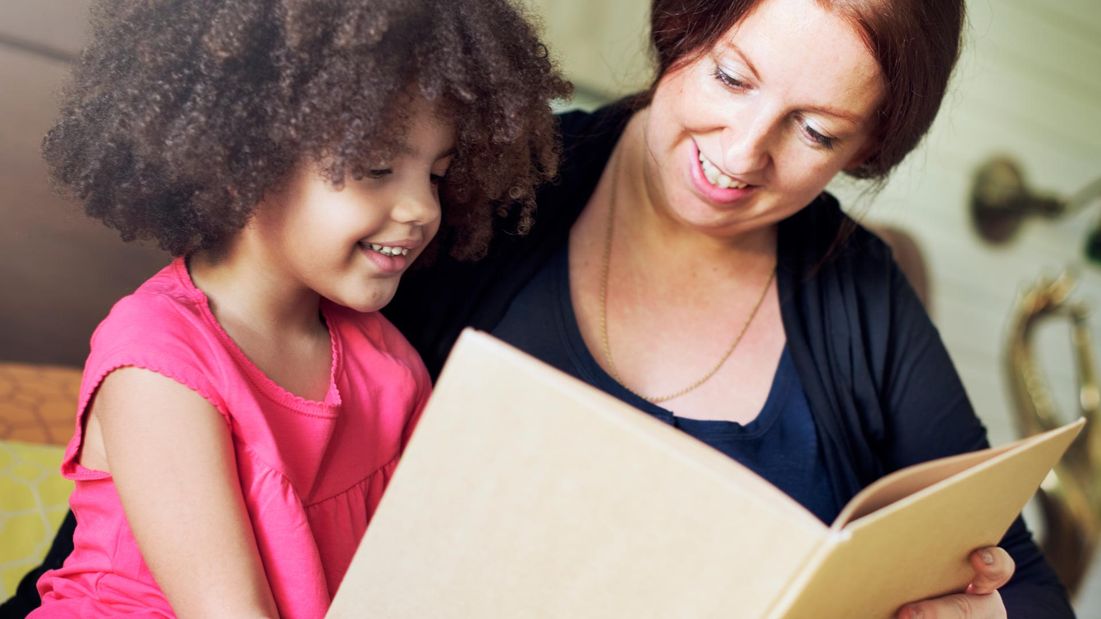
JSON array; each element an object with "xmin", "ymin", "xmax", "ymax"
[{"xmin": 720, "ymin": 115, "xmax": 773, "ymax": 176}]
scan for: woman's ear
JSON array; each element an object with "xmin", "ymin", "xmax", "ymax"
[
  {"xmin": 843, "ymin": 140, "xmax": 876, "ymax": 176},
  {"xmin": 843, "ymin": 110, "xmax": 885, "ymax": 177}
]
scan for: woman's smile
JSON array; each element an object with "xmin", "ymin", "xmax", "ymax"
[
  {"xmin": 639, "ymin": 0, "xmax": 884, "ymax": 238},
  {"xmin": 688, "ymin": 140, "xmax": 758, "ymax": 205}
]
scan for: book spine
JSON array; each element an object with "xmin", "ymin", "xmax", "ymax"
[{"xmin": 761, "ymin": 529, "xmax": 845, "ymax": 619}]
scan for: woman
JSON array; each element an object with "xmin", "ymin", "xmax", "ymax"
[
  {"xmin": 6, "ymin": 0, "xmax": 1072, "ymax": 616},
  {"xmin": 387, "ymin": 0, "xmax": 1073, "ymax": 616}
]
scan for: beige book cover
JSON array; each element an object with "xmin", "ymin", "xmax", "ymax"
[{"xmin": 328, "ymin": 330, "xmax": 1084, "ymax": 619}]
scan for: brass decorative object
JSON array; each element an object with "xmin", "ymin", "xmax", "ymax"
[
  {"xmin": 1006, "ymin": 271, "xmax": 1101, "ymax": 595},
  {"xmin": 971, "ymin": 157, "xmax": 1063, "ymax": 243},
  {"xmin": 970, "ymin": 156, "xmax": 1101, "ymax": 251}
]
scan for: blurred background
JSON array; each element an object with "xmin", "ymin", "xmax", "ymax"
[{"xmin": 1, "ymin": 0, "xmax": 1099, "ymax": 611}]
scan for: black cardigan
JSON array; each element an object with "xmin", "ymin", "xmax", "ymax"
[
  {"xmin": 386, "ymin": 102, "xmax": 1074, "ymax": 616},
  {"xmin": 3, "ymin": 104, "xmax": 1073, "ymax": 617}
]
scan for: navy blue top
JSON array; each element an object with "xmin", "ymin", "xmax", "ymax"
[
  {"xmin": 384, "ymin": 103, "xmax": 1072, "ymax": 615},
  {"xmin": 493, "ymin": 244, "xmax": 840, "ymax": 523}
]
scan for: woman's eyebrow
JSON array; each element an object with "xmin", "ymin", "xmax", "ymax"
[
  {"xmin": 803, "ymin": 104, "xmax": 862, "ymax": 124},
  {"xmin": 721, "ymin": 41, "xmax": 863, "ymax": 126},
  {"xmin": 718, "ymin": 41, "xmax": 761, "ymax": 81}
]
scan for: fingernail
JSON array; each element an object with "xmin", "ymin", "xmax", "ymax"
[
  {"xmin": 966, "ymin": 582, "xmax": 976, "ymax": 595},
  {"xmin": 980, "ymin": 549, "xmax": 995, "ymax": 565}
]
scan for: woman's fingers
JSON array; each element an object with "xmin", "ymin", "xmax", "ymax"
[
  {"xmin": 894, "ymin": 547, "xmax": 1013, "ymax": 619},
  {"xmin": 966, "ymin": 546, "xmax": 1014, "ymax": 595},
  {"xmin": 897, "ymin": 591, "xmax": 1006, "ymax": 619}
]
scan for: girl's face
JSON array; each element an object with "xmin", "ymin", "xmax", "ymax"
[
  {"xmin": 640, "ymin": 0, "xmax": 885, "ymax": 240},
  {"xmin": 254, "ymin": 101, "xmax": 454, "ymax": 313}
]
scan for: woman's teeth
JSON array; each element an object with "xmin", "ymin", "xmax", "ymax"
[
  {"xmin": 699, "ymin": 151, "xmax": 748, "ymax": 189},
  {"xmin": 365, "ymin": 243, "xmax": 410, "ymax": 257}
]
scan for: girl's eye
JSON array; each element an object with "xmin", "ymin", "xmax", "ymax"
[
  {"xmin": 430, "ymin": 166, "xmax": 451, "ymax": 186},
  {"xmin": 801, "ymin": 123, "xmax": 837, "ymax": 150},
  {"xmin": 367, "ymin": 169, "xmax": 392, "ymax": 179},
  {"xmin": 713, "ymin": 67, "xmax": 748, "ymax": 91}
]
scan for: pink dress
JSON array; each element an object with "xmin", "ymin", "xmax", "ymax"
[{"xmin": 32, "ymin": 258, "xmax": 430, "ymax": 618}]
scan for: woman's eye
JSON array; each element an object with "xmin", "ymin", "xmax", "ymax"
[
  {"xmin": 713, "ymin": 67, "xmax": 747, "ymax": 91},
  {"xmin": 802, "ymin": 124, "xmax": 837, "ymax": 150}
]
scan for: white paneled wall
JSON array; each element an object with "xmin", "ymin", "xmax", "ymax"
[
  {"xmin": 524, "ymin": 0, "xmax": 1101, "ymax": 612},
  {"xmin": 524, "ymin": 0, "xmax": 650, "ymax": 103}
]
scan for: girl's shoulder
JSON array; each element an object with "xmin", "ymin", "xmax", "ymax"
[
  {"xmin": 90, "ymin": 258, "xmax": 215, "ymax": 354},
  {"xmin": 75, "ymin": 258, "xmax": 235, "ymax": 427},
  {"xmin": 83, "ymin": 259, "xmax": 236, "ymax": 401}
]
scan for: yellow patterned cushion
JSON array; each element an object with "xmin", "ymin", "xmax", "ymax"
[
  {"xmin": 0, "ymin": 363, "xmax": 80, "ymax": 598},
  {"xmin": 0, "ymin": 440, "xmax": 72, "ymax": 599}
]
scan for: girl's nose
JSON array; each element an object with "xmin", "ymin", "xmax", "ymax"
[{"xmin": 391, "ymin": 182, "xmax": 441, "ymax": 226}]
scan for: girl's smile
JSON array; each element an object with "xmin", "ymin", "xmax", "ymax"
[{"xmin": 358, "ymin": 238, "xmax": 421, "ymax": 275}]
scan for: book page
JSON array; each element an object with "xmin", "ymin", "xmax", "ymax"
[
  {"xmin": 765, "ymin": 419, "xmax": 1084, "ymax": 619},
  {"xmin": 329, "ymin": 330, "xmax": 826, "ymax": 619},
  {"xmin": 832, "ymin": 445, "xmax": 1014, "ymax": 528}
]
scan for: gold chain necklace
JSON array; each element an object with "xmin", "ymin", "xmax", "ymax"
[{"xmin": 597, "ymin": 183, "xmax": 776, "ymax": 404}]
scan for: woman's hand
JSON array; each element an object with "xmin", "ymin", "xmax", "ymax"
[{"xmin": 896, "ymin": 547, "xmax": 1014, "ymax": 619}]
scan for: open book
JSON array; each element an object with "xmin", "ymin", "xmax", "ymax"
[{"xmin": 328, "ymin": 330, "xmax": 1084, "ymax": 619}]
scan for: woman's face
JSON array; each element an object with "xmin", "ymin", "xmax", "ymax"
[{"xmin": 641, "ymin": 0, "xmax": 885, "ymax": 239}]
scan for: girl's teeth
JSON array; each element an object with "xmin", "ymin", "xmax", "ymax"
[
  {"xmin": 367, "ymin": 243, "xmax": 409, "ymax": 256},
  {"xmin": 698, "ymin": 151, "xmax": 748, "ymax": 190}
]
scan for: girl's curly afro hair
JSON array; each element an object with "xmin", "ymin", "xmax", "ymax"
[{"xmin": 44, "ymin": 0, "xmax": 571, "ymax": 259}]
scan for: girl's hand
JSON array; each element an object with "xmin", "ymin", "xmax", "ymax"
[{"xmin": 895, "ymin": 547, "xmax": 1013, "ymax": 618}]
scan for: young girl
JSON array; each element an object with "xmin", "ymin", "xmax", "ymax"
[{"xmin": 30, "ymin": 1, "xmax": 568, "ymax": 616}]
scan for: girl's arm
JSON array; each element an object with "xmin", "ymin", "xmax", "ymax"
[{"xmin": 92, "ymin": 367, "xmax": 279, "ymax": 618}]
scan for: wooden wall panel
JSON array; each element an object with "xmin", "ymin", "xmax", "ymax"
[{"xmin": 0, "ymin": 4, "xmax": 167, "ymax": 367}]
